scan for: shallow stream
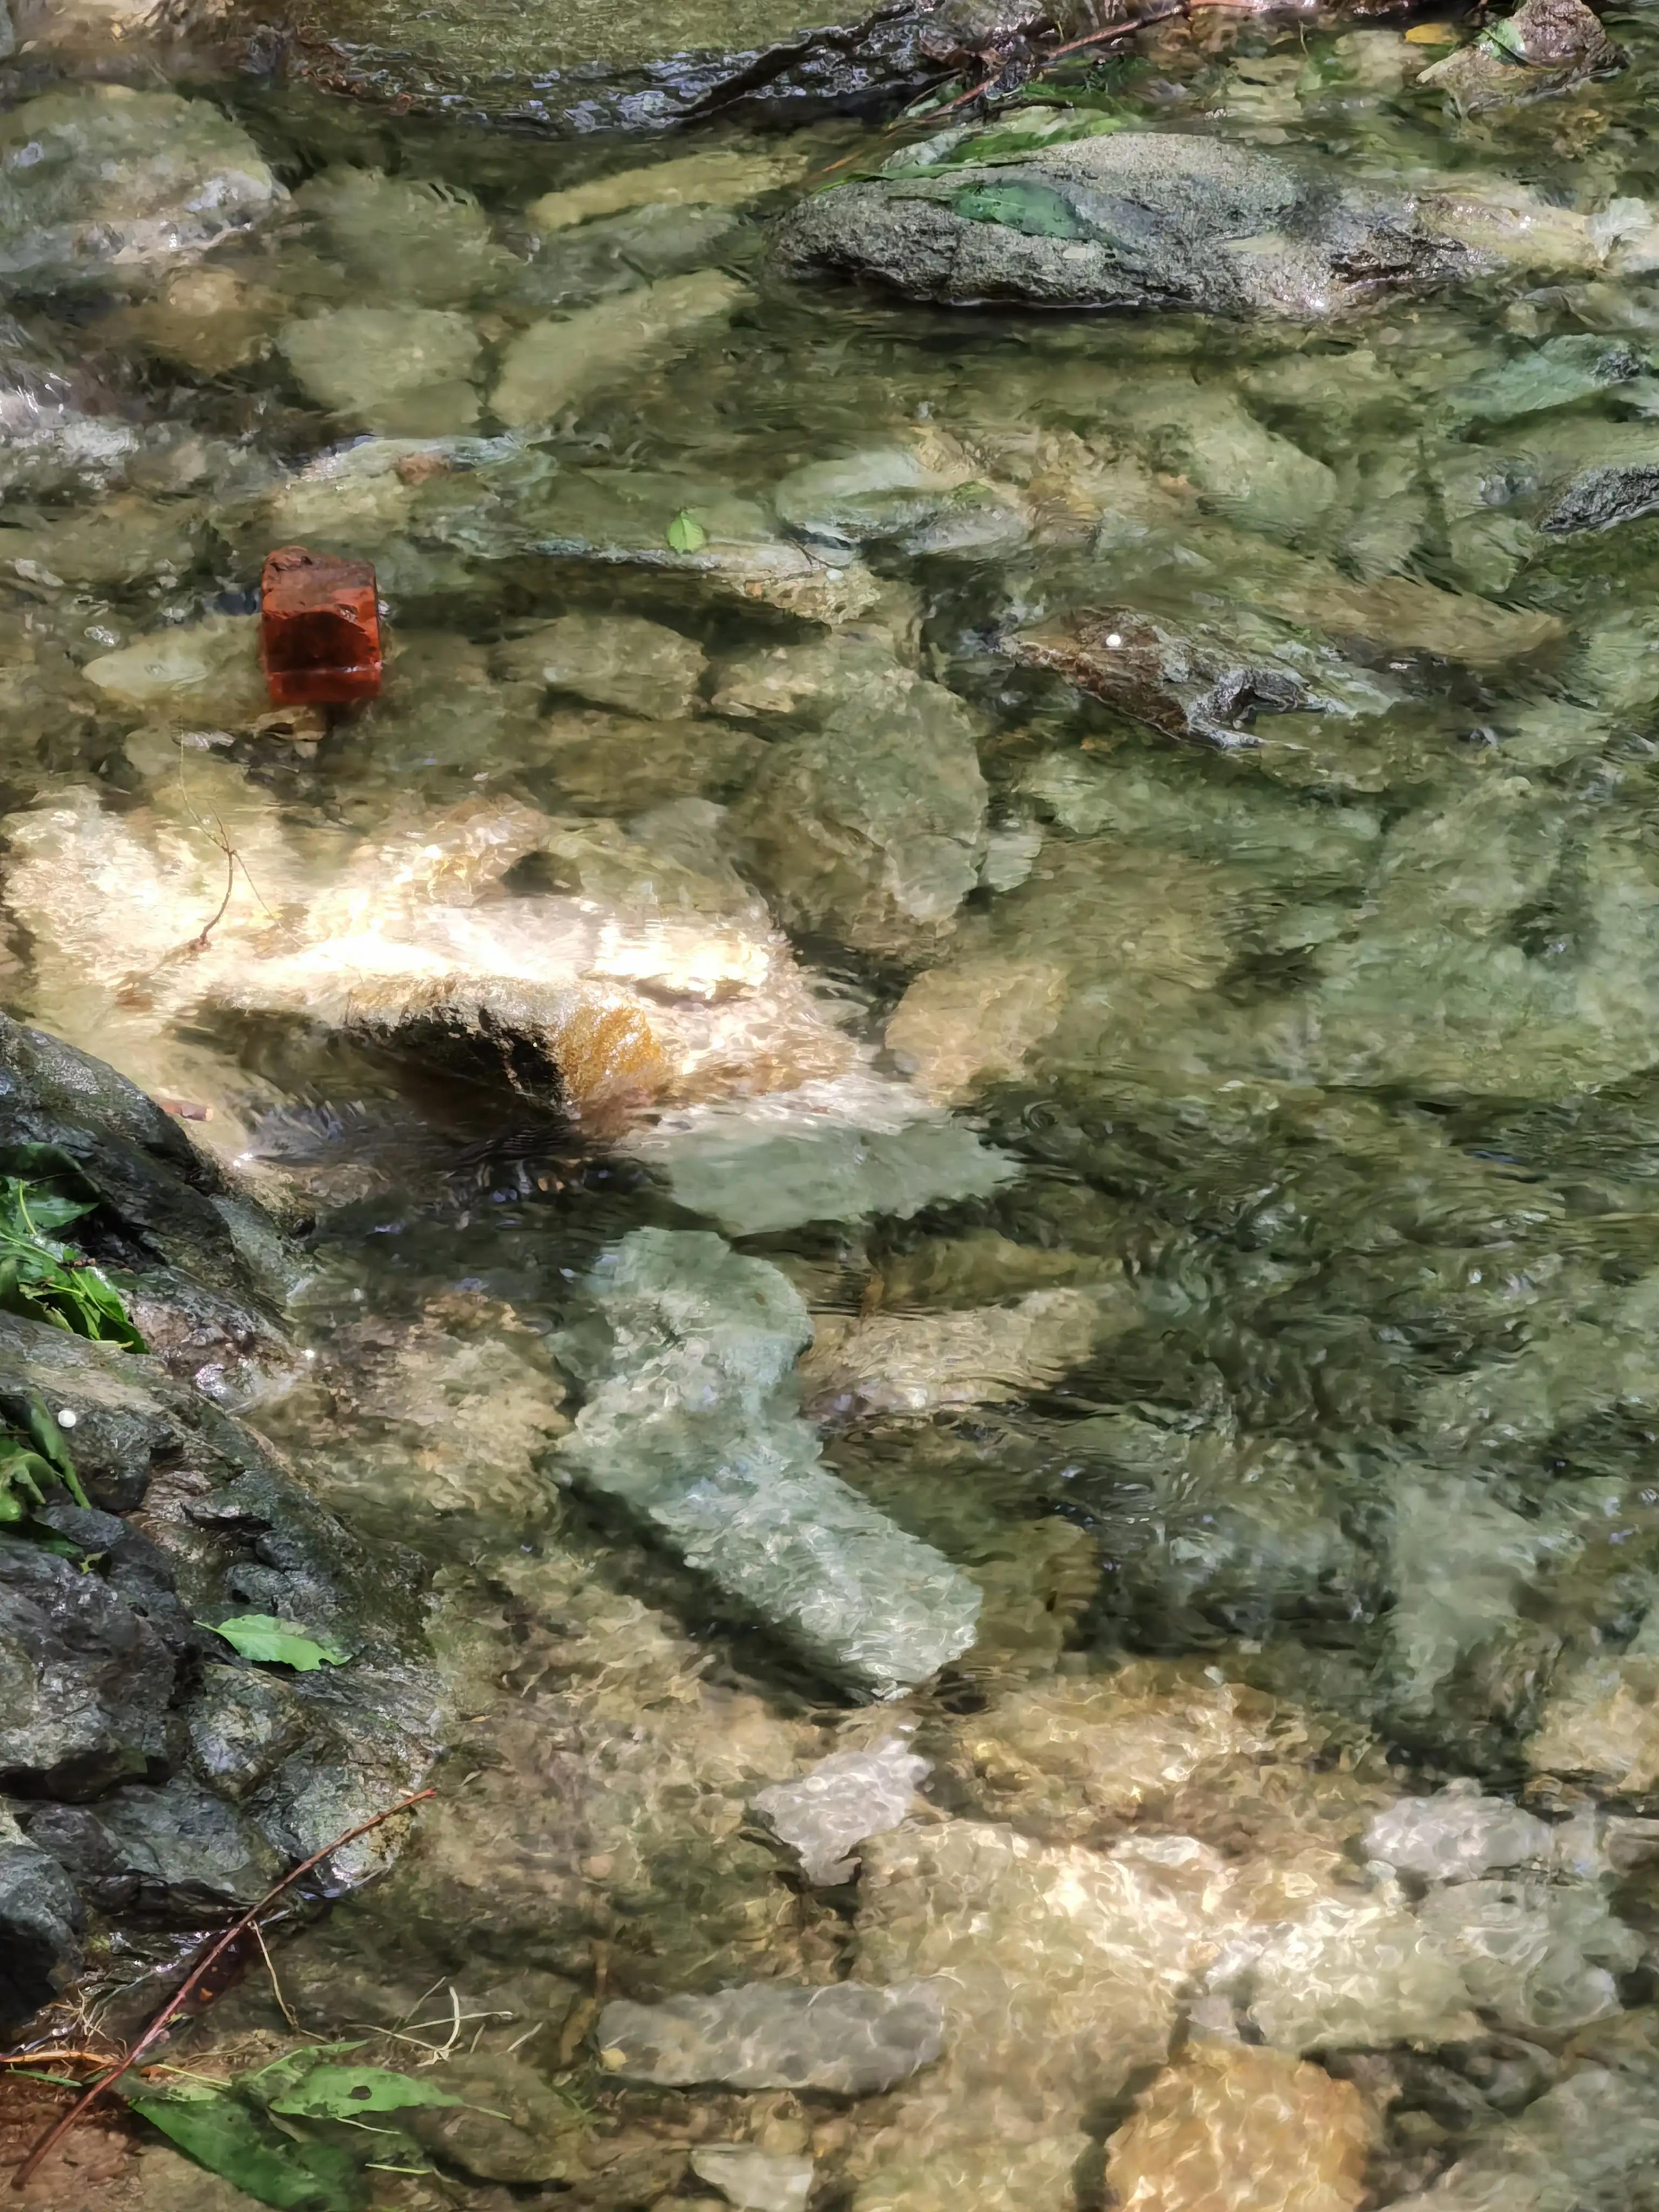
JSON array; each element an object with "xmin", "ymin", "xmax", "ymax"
[{"xmin": 10, "ymin": 2, "xmax": 1659, "ymax": 2206}]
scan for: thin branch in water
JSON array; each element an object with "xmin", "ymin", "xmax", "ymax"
[
  {"xmin": 11, "ymin": 1785, "xmax": 436, "ymax": 2191},
  {"xmin": 251, "ymin": 1922, "xmax": 303, "ymax": 2038}
]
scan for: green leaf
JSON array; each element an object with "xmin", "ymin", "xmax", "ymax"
[
  {"xmin": 268, "ymin": 2066, "xmax": 466, "ymax": 2120},
  {"xmin": 129, "ymin": 2089, "xmax": 366, "ymax": 2212},
  {"xmin": 19, "ymin": 1395, "xmax": 90, "ymax": 1505},
  {"xmin": 949, "ymin": 179, "xmax": 1091, "ymax": 239},
  {"xmin": 200, "ymin": 1615, "xmax": 352, "ymax": 1671},
  {"xmin": 240, "ymin": 2045, "xmax": 369, "ymax": 2110},
  {"xmin": 665, "ymin": 509, "xmax": 708, "ymax": 555}
]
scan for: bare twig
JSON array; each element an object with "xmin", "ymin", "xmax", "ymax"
[
  {"xmin": 11, "ymin": 1785, "xmax": 435, "ymax": 2190},
  {"xmin": 251, "ymin": 1923, "xmax": 303, "ymax": 2038}
]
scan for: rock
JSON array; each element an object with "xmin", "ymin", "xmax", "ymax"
[
  {"xmin": 0, "ymin": 1014, "xmax": 283, "ymax": 1334},
  {"xmin": 731, "ymin": 657, "xmax": 987, "ymax": 958},
  {"xmin": 1364, "ymin": 1784, "xmax": 1556, "ymax": 1881},
  {"xmin": 1415, "ymin": 1877, "xmax": 1640, "ymax": 2034},
  {"xmin": 852, "ymin": 1824, "xmax": 1202, "ymax": 2210},
  {"xmin": 754, "ymin": 1735, "xmax": 931, "ymax": 1883},
  {"xmin": 1385, "ymin": 2066, "xmax": 1659, "ymax": 2211},
  {"xmin": 1535, "ymin": 423, "xmax": 1659, "ymax": 534},
  {"xmin": 800, "ymin": 1289, "xmax": 1104, "ymax": 1419},
  {"xmin": 0, "ymin": 1536, "xmax": 177, "ymax": 1797},
  {"xmin": 494, "ymin": 610, "xmax": 707, "ymax": 719},
  {"xmin": 218, "ymin": 0, "xmax": 941, "ymax": 131},
  {"xmin": 0, "ymin": 87, "xmax": 282, "ymax": 297},
  {"xmin": 626, "ymin": 1075, "xmax": 1015, "ymax": 1235},
  {"xmin": 0, "ymin": 1806, "xmax": 84, "ymax": 2031},
  {"xmin": 81, "ymin": 613, "xmax": 270, "ymax": 724},
  {"xmin": 404, "ymin": 2053, "xmax": 586, "ymax": 2183},
  {"xmin": 777, "ymin": 129, "xmax": 1474, "ymax": 317},
  {"xmin": 1440, "ymin": 333, "xmax": 1648, "ymax": 428},
  {"xmin": 1103, "ymin": 2043, "xmax": 1375, "ymax": 2212},
  {"xmin": 773, "ymin": 439, "xmax": 1029, "ymax": 563},
  {"xmin": 492, "ymin": 272, "xmax": 750, "ymax": 428},
  {"xmin": 419, "ymin": 449, "xmax": 888, "ymax": 624},
  {"xmin": 2, "ymin": 782, "xmax": 868, "ymax": 1135},
  {"xmin": 556, "ymin": 1230, "xmax": 982, "ymax": 1697},
  {"xmin": 1241, "ymin": 1890, "xmax": 1481, "ymax": 2052},
  {"xmin": 24, "ymin": 1777, "xmax": 282, "ymax": 1914},
  {"xmin": 292, "ymin": 166, "xmax": 513, "ymax": 308},
  {"xmin": 691, "ymin": 2147, "xmax": 815, "ymax": 2212},
  {"xmin": 884, "ymin": 955, "xmax": 1069, "ymax": 1104},
  {"xmin": 0, "ymin": 1295, "xmax": 437, "ymax": 2004},
  {"xmin": 596, "ymin": 1978, "xmax": 947, "ymax": 2092},
  {"xmin": 1417, "ymin": 0, "xmax": 1623, "ymax": 112},
  {"xmin": 1526, "ymin": 1653, "xmax": 1659, "ymax": 1808},
  {"xmin": 528, "ymin": 147, "xmax": 809, "ymax": 231},
  {"xmin": 279, "ymin": 306, "xmax": 483, "ymax": 436},
  {"xmin": 185, "ymin": 1663, "xmax": 308, "ymax": 1800}
]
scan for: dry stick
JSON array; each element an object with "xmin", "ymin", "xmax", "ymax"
[{"xmin": 12, "ymin": 1785, "xmax": 436, "ymax": 2190}]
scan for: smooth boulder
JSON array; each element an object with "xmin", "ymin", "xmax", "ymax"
[{"xmin": 777, "ymin": 129, "xmax": 1475, "ymax": 315}]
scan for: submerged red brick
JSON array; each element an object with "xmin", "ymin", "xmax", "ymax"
[{"xmin": 259, "ymin": 545, "xmax": 382, "ymax": 706}]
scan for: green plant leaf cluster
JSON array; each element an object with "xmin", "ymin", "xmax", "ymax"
[
  {"xmin": 0, "ymin": 1392, "xmax": 92, "ymax": 1532},
  {"xmin": 0, "ymin": 1172, "xmax": 146, "ymax": 1349},
  {"xmin": 198, "ymin": 1614, "xmax": 353, "ymax": 1671},
  {"xmin": 125, "ymin": 2047, "xmax": 466, "ymax": 2211},
  {"xmin": 666, "ymin": 508, "xmax": 709, "ymax": 554}
]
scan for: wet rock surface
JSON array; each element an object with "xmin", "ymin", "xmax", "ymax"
[
  {"xmin": 777, "ymin": 128, "xmax": 1479, "ymax": 315},
  {"xmin": 219, "ymin": 0, "xmax": 946, "ymax": 129},
  {"xmin": 0, "ymin": 1037, "xmax": 437, "ymax": 2029}
]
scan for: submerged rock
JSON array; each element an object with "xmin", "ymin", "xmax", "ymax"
[
  {"xmin": 777, "ymin": 130, "xmax": 1475, "ymax": 316},
  {"xmin": 493, "ymin": 272, "xmax": 750, "ymax": 426},
  {"xmin": 596, "ymin": 1977, "xmax": 947, "ymax": 2091},
  {"xmin": 800, "ymin": 1289, "xmax": 1105, "ymax": 1419},
  {"xmin": 754, "ymin": 1735, "xmax": 931, "ymax": 1883},
  {"xmin": 1417, "ymin": 0, "xmax": 1623, "ymax": 113},
  {"xmin": 1103, "ymin": 2042, "xmax": 1375, "ymax": 2212},
  {"xmin": 2, "ymin": 779, "xmax": 866, "ymax": 1134},
  {"xmin": 527, "ymin": 146, "xmax": 809, "ymax": 231},
  {"xmin": 625, "ymin": 1074, "xmax": 1014, "ymax": 1235},
  {"xmin": 731, "ymin": 651, "xmax": 988, "ymax": 957},
  {"xmin": 279, "ymin": 305, "xmax": 483, "ymax": 436},
  {"xmin": 692, "ymin": 2146, "xmax": 816, "ymax": 2212},
  {"xmin": 1386, "ymin": 2066, "xmax": 1659, "ymax": 2211},
  {"xmin": 1365, "ymin": 1785, "xmax": 1556, "ymax": 1882},
  {"xmin": 496, "ymin": 610, "xmax": 707, "ymax": 720},
  {"xmin": 0, "ymin": 87, "xmax": 282, "ymax": 297},
  {"xmin": 556, "ymin": 1230, "xmax": 982, "ymax": 1697}
]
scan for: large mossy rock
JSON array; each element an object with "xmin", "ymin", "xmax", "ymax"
[{"xmin": 777, "ymin": 127, "xmax": 1478, "ymax": 314}]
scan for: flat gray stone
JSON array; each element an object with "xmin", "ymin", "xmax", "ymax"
[
  {"xmin": 556, "ymin": 1231, "xmax": 981, "ymax": 1698},
  {"xmin": 597, "ymin": 1977, "xmax": 947, "ymax": 2092}
]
